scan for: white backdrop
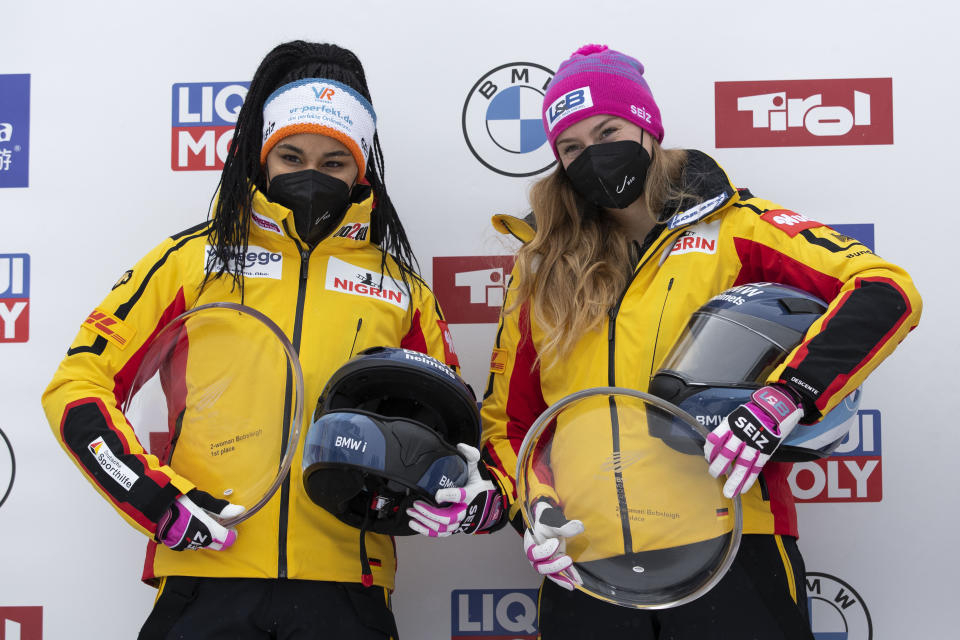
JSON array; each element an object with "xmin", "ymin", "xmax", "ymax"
[{"xmin": 1, "ymin": 2, "xmax": 957, "ymax": 638}]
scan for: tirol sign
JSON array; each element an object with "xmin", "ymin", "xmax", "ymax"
[{"xmin": 715, "ymin": 78, "xmax": 893, "ymax": 148}]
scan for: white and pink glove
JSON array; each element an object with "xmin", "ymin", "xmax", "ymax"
[
  {"xmin": 406, "ymin": 444, "xmax": 505, "ymax": 537},
  {"xmin": 156, "ymin": 489, "xmax": 245, "ymax": 551},
  {"xmin": 524, "ymin": 501, "xmax": 584, "ymax": 591},
  {"xmin": 704, "ymin": 385, "xmax": 804, "ymax": 498}
]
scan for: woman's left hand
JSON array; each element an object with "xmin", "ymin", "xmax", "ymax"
[
  {"xmin": 705, "ymin": 385, "xmax": 803, "ymax": 497},
  {"xmin": 406, "ymin": 443, "xmax": 505, "ymax": 537}
]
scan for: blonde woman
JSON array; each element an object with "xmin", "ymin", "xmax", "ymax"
[{"xmin": 481, "ymin": 44, "xmax": 921, "ymax": 639}]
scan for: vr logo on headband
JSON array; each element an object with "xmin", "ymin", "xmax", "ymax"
[
  {"xmin": 546, "ymin": 87, "xmax": 593, "ymax": 131},
  {"xmin": 312, "ymin": 86, "xmax": 335, "ymax": 101}
]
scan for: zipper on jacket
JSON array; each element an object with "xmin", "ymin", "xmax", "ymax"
[
  {"xmin": 278, "ymin": 228, "xmax": 312, "ymax": 579},
  {"xmin": 347, "ymin": 318, "xmax": 363, "ymax": 359},
  {"xmin": 605, "ymin": 228, "xmax": 684, "ymax": 554},
  {"xmin": 607, "ymin": 229, "xmax": 684, "ymax": 386},
  {"xmin": 648, "ymin": 277, "xmax": 675, "ymax": 382}
]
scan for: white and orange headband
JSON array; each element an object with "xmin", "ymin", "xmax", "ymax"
[{"xmin": 260, "ymin": 78, "xmax": 377, "ymax": 179}]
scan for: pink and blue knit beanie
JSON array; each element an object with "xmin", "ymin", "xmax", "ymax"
[{"xmin": 542, "ymin": 44, "xmax": 663, "ymax": 157}]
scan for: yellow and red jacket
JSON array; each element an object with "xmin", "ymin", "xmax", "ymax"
[
  {"xmin": 481, "ymin": 150, "xmax": 922, "ymax": 542},
  {"xmin": 42, "ymin": 188, "xmax": 459, "ymax": 589}
]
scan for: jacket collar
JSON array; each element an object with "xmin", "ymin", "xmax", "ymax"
[
  {"xmin": 491, "ymin": 211, "xmax": 537, "ymax": 244},
  {"xmin": 662, "ymin": 150, "xmax": 740, "ymax": 231},
  {"xmin": 249, "ymin": 186, "xmax": 375, "ymax": 249}
]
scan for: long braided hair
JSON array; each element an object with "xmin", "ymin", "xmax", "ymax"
[{"xmin": 203, "ymin": 40, "xmax": 419, "ymax": 295}]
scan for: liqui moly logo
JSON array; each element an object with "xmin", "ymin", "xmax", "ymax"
[
  {"xmin": 715, "ymin": 78, "xmax": 893, "ymax": 147},
  {"xmin": 788, "ymin": 408, "xmax": 882, "ymax": 502},
  {"xmin": 0, "ymin": 254, "xmax": 29, "ymax": 343},
  {"xmin": 451, "ymin": 589, "xmax": 538, "ymax": 639},
  {"xmin": 433, "ymin": 256, "xmax": 516, "ymax": 324},
  {"xmin": 172, "ymin": 82, "xmax": 249, "ymax": 170}
]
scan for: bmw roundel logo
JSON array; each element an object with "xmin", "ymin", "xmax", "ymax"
[
  {"xmin": 462, "ymin": 62, "xmax": 556, "ymax": 177},
  {"xmin": 0, "ymin": 427, "xmax": 15, "ymax": 510},
  {"xmin": 806, "ymin": 572, "xmax": 872, "ymax": 639}
]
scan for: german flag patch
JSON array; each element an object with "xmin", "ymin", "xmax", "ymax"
[{"xmin": 83, "ymin": 309, "xmax": 136, "ymax": 349}]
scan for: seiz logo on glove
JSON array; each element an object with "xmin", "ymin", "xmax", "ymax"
[
  {"xmin": 704, "ymin": 385, "xmax": 803, "ymax": 498},
  {"xmin": 156, "ymin": 488, "xmax": 245, "ymax": 551},
  {"xmin": 407, "ymin": 443, "xmax": 505, "ymax": 537}
]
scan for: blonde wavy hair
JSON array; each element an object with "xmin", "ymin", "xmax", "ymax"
[{"xmin": 511, "ymin": 142, "xmax": 693, "ymax": 361}]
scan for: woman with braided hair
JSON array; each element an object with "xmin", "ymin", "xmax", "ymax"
[{"xmin": 42, "ymin": 41, "xmax": 460, "ymax": 639}]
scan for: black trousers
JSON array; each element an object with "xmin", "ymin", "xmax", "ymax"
[
  {"xmin": 538, "ymin": 534, "xmax": 813, "ymax": 640},
  {"xmin": 138, "ymin": 577, "xmax": 398, "ymax": 640}
]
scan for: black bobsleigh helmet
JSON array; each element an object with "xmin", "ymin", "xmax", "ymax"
[
  {"xmin": 649, "ymin": 283, "xmax": 862, "ymax": 462},
  {"xmin": 302, "ymin": 346, "xmax": 480, "ymax": 536}
]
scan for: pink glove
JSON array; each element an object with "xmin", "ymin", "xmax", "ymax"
[
  {"xmin": 704, "ymin": 385, "xmax": 803, "ymax": 498},
  {"xmin": 524, "ymin": 501, "xmax": 584, "ymax": 591},
  {"xmin": 406, "ymin": 444, "xmax": 505, "ymax": 537},
  {"xmin": 157, "ymin": 489, "xmax": 244, "ymax": 551}
]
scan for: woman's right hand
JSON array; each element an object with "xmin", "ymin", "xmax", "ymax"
[
  {"xmin": 524, "ymin": 501, "xmax": 584, "ymax": 590},
  {"xmin": 156, "ymin": 488, "xmax": 245, "ymax": 551}
]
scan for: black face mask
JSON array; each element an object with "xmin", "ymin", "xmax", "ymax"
[
  {"xmin": 565, "ymin": 140, "xmax": 652, "ymax": 210},
  {"xmin": 267, "ymin": 170, "xmax": 352, "ymax": 245}
]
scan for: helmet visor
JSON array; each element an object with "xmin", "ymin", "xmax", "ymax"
[
  {"xmin": 303, "ymin": 412, "xmax": 388, "ymax": 472},
  {"xmin": 302, "ymin": 411, "xmax": 468, "ymax": 495},
  {"xmin": 660, "ymin": 310, "xmax": 798, "ymax": 386}
]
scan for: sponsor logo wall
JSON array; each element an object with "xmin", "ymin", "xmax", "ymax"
[
  {"xmin": 2, "ymin": 6, "xmax": 954, "ymax": 639},
  {"xmin": 447, "ymin": 572, "xmax": 874, "ymax": 640}
]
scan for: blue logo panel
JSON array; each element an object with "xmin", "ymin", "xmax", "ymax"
[
  {"xmin": 451, "ymin": 589, "xmax": 539, "ymax": 639},
  {"xmin": 0, "ymin": 254, "xmax": 30, "ymax": 297},
  {"xmin": 831, "ymin": 223, "xmax": 875, "ymax": 252},
  {"xmin": 171, "ymin": 82, "xmax": 249, "ymax": 126},
  {"xmin": 0, "ymin": 74, "xmax": 30, "ymax": 188}
]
